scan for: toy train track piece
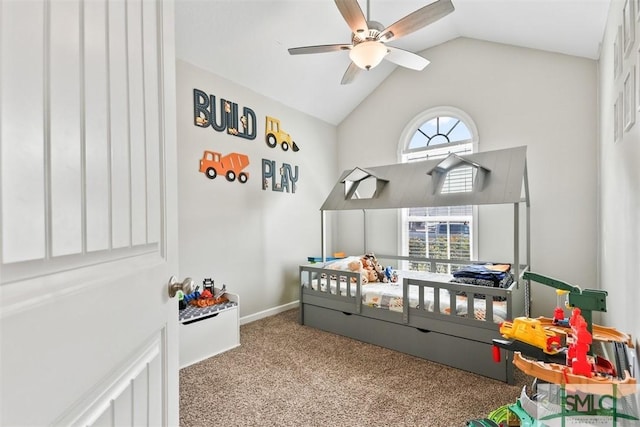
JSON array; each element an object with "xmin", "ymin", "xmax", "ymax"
[
  {"xmin": 512, "ymin": 352, "xmax": 637, "ymax": 395},
  {"xmin": 613, "ymin": 341, "xmax": 631, "ymax": 381},
  {"xmin": 535, "ymin": 316, "xmax": 634, "ymax": 347},
  {"xmin": 492, "ymin": 338, "xmax": 566, "ymax": 364}
]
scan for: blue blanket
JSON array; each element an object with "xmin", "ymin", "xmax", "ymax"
[{"xmin": 453, "ymin": 263, "xmax": 510, "ymax": 284}]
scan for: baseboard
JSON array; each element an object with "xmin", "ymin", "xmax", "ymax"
[{"xmin": 240, "ymin": 300, "xmax": 299, "ymax": 325}]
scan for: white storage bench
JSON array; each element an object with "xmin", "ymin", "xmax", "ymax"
[{"xmin": 179, "ymin": 292, "xmax": 240, "ymax": 368}]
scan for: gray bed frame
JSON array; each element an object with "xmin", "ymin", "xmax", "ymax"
[{"xmin": 299, "ymin": 147, "xmax": 531, "ymax": 384}]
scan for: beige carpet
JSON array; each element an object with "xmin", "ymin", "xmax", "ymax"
[{"xmin": 180, "ymin": 308, "xmax": 531, "ymax": 426}]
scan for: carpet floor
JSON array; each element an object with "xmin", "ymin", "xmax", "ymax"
[{"xmin": 180, "ymin": 308, "xmax": 531, "ymax": 426}]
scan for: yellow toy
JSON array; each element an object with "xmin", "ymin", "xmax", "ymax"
[{"xmin": 499, "ymin": 317, "xmax": 562, "ymax": 354}]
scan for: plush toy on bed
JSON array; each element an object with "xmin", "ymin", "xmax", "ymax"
[
  {"xmin": 328, "ymin": 253, "xmax": 390, "ymax": 284},
  {"xmin": 361, "ymin": 254, "xmax": 375, "ymax": 282},
  {"xmin": 374, "ymin": 262, "xmax": 387, "ymax": 283},
  {"xmin": 347, "ymin": 259, "xmax": 368, "ymax": 284},
  {"xmin": 366, "ymin": 268, "xmax": 378, "ymax": 283},
  {"xmin": 384, "ymin": 266, "xmax": 399, "ymax": 284},
  {"xmin": 361, "ymin": 252, "xmax": 388, "ymax": 283}
]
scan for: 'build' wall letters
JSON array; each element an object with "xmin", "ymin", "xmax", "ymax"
[{"xmin": 193, "ymin": 88, "xmax": 256, "ymax": 140}]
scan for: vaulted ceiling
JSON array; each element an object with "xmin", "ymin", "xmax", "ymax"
[{"xmin": 175, "ymin": 0, "xmax": 610, "ymax": 125}]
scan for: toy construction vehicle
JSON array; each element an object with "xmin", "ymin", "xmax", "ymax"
[{"xmin": 497, "ymin": 317, "xmax": 562, "ymax": 356}]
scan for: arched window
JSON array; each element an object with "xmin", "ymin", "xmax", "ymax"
[{"xmin": 398, "ymin": 107, "xmax": 479, "ymax": 272}]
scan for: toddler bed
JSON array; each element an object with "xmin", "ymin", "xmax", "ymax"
[
  {"xmin": 299, "ymin": 147, "xmax": 531, "ymax": 384},
  {"xmin": 300, "ymin": 256, "xmax": 527, "ymax": 384}
]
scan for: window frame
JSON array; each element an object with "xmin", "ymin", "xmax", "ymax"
[{"xmin": 396, "ymin": 106, "xmax": 479, "ymax": 269}]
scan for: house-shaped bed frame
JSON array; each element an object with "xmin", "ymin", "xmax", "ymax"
[{"xmin": 300, "ymin": 146, "xmax": 531, "ymax": 383}]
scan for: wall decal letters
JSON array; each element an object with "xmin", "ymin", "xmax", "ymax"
[
  {"xmin": 262, "ymin": 159, "xmax": 299, "ymax": 193},
  {"xmin": 193, "ymin": 88, "xmax": 256, "ymax": 140}
]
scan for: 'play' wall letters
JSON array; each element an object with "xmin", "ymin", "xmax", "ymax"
[{"xmin": 262, "ymin": 159, "xmax": 298, "ymax": 193}]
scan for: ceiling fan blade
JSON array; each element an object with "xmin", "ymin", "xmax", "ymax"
[
  {"xmin": 384, "ymin": 46, "xmax": 430, "ymax": 70},
  {"xmin": 341, "ymin": 61, "xmax": 361, "ymax": 85},
  {"xmin": 288, "ymin": 44, "xmax": 352, "ymax": 55},
  {"xmin": 334, "ymin": 0, "xmax": 368, "ymax": 35},
  {"xmin": 378, "ymin": 0, "xmax": 454, "ymax": 42}
]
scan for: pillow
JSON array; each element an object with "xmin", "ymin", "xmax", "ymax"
[{"xmin": 323, "ymin": 256, "xmax": 361, "ymax": 271}]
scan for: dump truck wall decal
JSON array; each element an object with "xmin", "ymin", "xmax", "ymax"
[{"xmin": 199, "ymin": 151, "xmax": 250, "ymax": 184}]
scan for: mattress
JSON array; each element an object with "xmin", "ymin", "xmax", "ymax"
[{"xmin": 305, "ymin": 269, "xmax": 508, "ymax": 323}]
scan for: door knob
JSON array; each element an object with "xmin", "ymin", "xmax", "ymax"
[{"xmin": 168, "ymin": 276, "xmax": 195, "ymax": 298}]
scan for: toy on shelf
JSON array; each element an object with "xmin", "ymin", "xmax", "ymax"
[
  {"xmin": 483, "ymin": 272, "xmax": 638, "ymax": 426},
  {"xmin": 175, "ymin": 278, "xmax": 230, "ymax": 309},
  {"xmin": 495, "ymin": 317, "xmax": 562, "ymax": 357},
  {"xmin": 566, "ymin": 308, "xmax": 592, "ymax": 377},
  {"xmin": 203, "ymin": 278, "xmax": 214, "ymax": 294},
  {"xmin": 534, "ymin": 317, "xmax": 633, "ymax": 349},
  {"xmin": 523, "ymin": 271, "xmax": 607, "ymax": 337},
  {"xmin": 512, "ymin": 351, "xmax": 637, "ymax": 395},
  {"xmin": 493, "ymin": 271, "xmax": 636, "ymax": 391},
  {"xmin": 190, "ymin": 284, "xmax": 228, "ymax": 308},
  {"xmin": 511, "ymin": 307, "xmax": 637, "ymax": 391},
  {"xmin": 183, "ymin": 290, "xmax": 201, "ymax": 303},
  {"xmin": 176, "ymin": 290, "xmax": 187, "ymax": 311},
  {"xmin": 552, "ymin": 289, "xmax": 570, "ymax": 327},
  {"xmin": 493, "ymin": 271, "xmax": 614, "ymax": 363},
  {"xmin": 213, "ymin": 284, "xmax": 227, "ymax": 299}
]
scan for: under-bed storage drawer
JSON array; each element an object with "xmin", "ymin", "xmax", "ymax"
[{"xmin": 303, "ymin": 303, "xmax": 510, "ymax": 383}]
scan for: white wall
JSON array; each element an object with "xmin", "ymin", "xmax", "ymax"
[
  {"xmin": 336, "ymin": 37, "xmax": 598, "ymax": 317},
  {"xmin": 176, "ymin": 60, "xmax": 337, "ymax": 319},
  {"xmin": 598, "ymin": 0, "xmax": 640, "ymax": 351}
]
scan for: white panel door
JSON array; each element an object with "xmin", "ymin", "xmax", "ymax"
[{"xmin": 0, "ymin": 0, "xmax": 179, "ymax": 425}]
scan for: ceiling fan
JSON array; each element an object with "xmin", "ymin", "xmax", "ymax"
[{"xmin": 288, "ymin": 0, "xmax": 455, "ymax": 85}]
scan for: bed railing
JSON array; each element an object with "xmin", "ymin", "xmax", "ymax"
[
  {"xmin": 401, "ymin": 276, "xmax": 514, "ymax": 326},
  {"xmin": 299, "ymin": 265, "xmax": 364, "ymax": 314},
  {"xmin": 300, "ymin": 260, "xmax": 527, "ymax": 331}
]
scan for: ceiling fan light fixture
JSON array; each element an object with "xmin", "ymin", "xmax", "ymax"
[{"xmin": 349, "ymin": 41, "xmax": 388, "ymax": 70}]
